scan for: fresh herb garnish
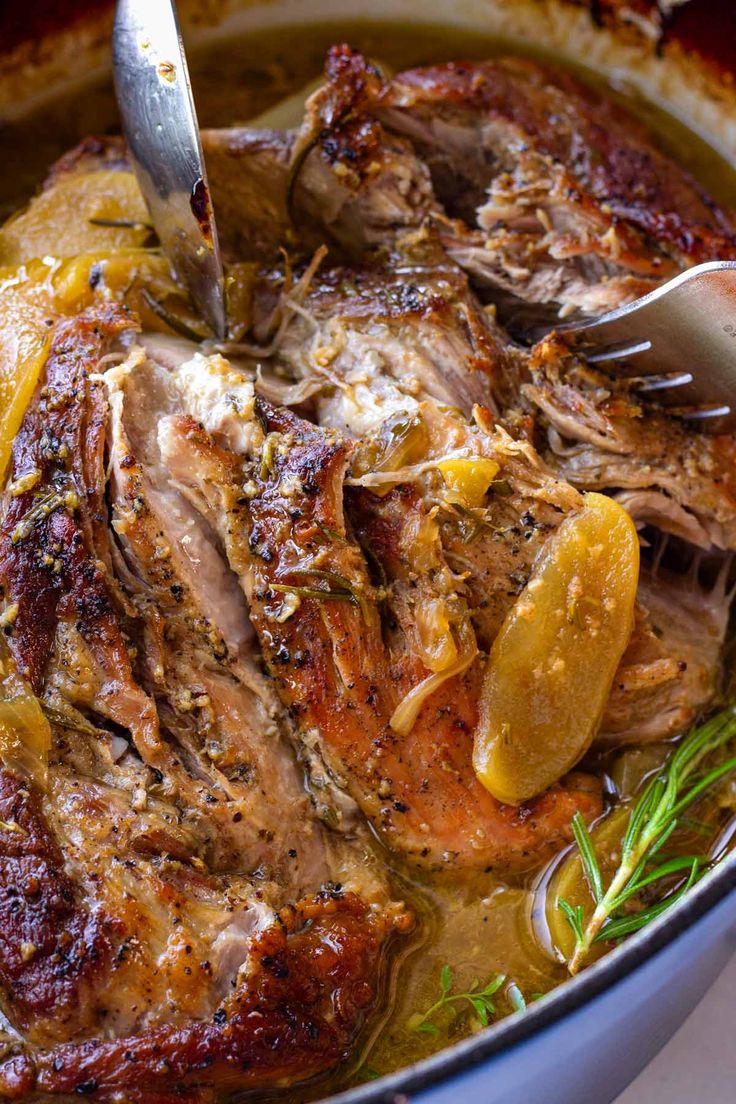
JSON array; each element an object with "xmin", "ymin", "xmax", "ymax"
[
  {"xmin": 407, "ymin": 965, "xmax": 505, "ymax": 1036},
  {"xmin": 507, "ymin": 982, "xmax": 527, "ymax": 1013},
  {"xmin": 559, "ymin": 708, "xmax": 736, "ymax": 973}
]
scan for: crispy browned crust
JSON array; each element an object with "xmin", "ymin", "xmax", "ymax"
[
  {"xmin": 295, "ymin": 45, "xmax": 391, "ymax": 181},
  {"xmin": 379, "ymin": 55, "xmax": 736, "ymax": 262},
  {"xmin": 377, "ymin": 54, "xmax": 736, "ymax": 264},
  {"xmin": 2, "ymin": 892, "xmax": 391, "ymax": 1102},
  {"xmin": 0, "ymin": 770, "xmax": 116, "ymax": 1039},
  {"xmin": 0, "ymin": 306, "xmax": 133, "ymax": 691}
]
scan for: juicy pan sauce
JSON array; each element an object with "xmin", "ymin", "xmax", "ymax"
[{"xmin": 1, "ymin": 20, "xmax": 736, "ymax": 1101}]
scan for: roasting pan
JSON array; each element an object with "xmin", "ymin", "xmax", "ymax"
[{"xmin": 0, "ymin": 2, "xmax": 735, "ymax": 1102}]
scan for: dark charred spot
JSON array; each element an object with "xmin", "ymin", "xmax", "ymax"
[
  {"xmin": 74, "ymin": 1079, "xmax": 98, "ymax": 1095},
  {"xmin": 261, "ymin": 953, "xmax": 289, "ymax": 979}
]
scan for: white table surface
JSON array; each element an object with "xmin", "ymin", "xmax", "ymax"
[{"xmin": 615, "ymin": 952, "xmax": 736, "ymax": 1103}]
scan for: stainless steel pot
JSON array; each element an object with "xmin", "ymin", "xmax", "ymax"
[{"xmin": 0, "ymin": 3, "xmax": 734, "ymax": 1101}]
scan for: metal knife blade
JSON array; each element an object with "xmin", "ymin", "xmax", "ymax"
[{"xmin": 112, "ymin": 0, "xmax": 226, "ymax": 340}]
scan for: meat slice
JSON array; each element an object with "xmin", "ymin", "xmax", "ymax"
[
  {"xmin": 22, "ymin": 892, "xmax": 397, "ymax": 1104},
  {"xmin": 0, "ymin": 313, "xmax": 409, "ymax": 1100},
  {"xmin": 161, "ymin": 398, "xmax": 601, "ymax": 872},
  {"xmin": 0, "ymin": 768, "xmax": 117, "ymax": 1048},
  {"xmin": 103, "ymin": 346, "xmax": 329, "ymax": 888},
  {"xmin": 0, "ymin": 707, "xmax": 406, "ymax": 1099},
  {"xmin": 0, "ymin": 306, "xmax": 160, "ymax": 756},
  {"xmin": 250, "ymin": 250, "xmax": 512, "ymax": 432},
  {"xmin": 289, "ymin": 47, "xmax": 438, "ymax": 255},
  {"xmin": 372, "ymin": 55, "xmax": 736, "ymax": 318},
  {"xmin": 524, "ymin": 335, "xmax": 736, "ymax": 551},
  {"xmin": 201, "ymin": 128, "xmax": 295, "ymax": 263}
]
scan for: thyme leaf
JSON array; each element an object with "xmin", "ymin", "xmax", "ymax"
[
  {"xmin": 408, "ymin": 965, "xmax": 506, "ymax": 1035},
  {"xmin": 559, "ymin": 708, "xmax": 736, "ymax": 973}
]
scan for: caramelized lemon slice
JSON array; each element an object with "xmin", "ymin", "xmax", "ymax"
[{"xmin": 474, "ymin": 492, "xmax": 639, "ymax": 805}]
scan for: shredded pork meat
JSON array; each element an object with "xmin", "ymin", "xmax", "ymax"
[{"xmin": 0, "ymin": 40, "xmax": 734, "ymax": 1102}]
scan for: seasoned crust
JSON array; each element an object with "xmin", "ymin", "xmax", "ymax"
[
  {"xmin": 0, "ymin": 305, "xmax": 134, "ymax": 692},
  {"xmin": 0, "ymin": 769, "xmax": 117, "ymax": 1042},
  {"xmin": 0, "ymin": 891, "xmax": 398, "ymax": 1102},
  {"xmin": 377, "ymin": 55, "xmax": 736, "ymax": 260}
]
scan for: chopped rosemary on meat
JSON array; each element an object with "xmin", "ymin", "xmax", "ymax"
[
  {"xmin": 407, "ymin": 965, "xmax": 506, "ymax": 1036},
  {"xmin": 10, "ymin": 488, "xmax": 79, "ymax": 544},
  {"xmin": 88, "ymin": 217, "xmax": 153, "ymax": 230},
  {"xmin": 269, "ymin": 583, "xmax": 356, "ymax": 603},
  {"xmin": 559, "ymin": 707, "xmax": 736, "ymax": 973},
  {"xmin": 140, "ymin": 287, "xmax": 210, "ymax": 341},
  {"xmin": 276, "ymin": 567, "xmax": 377, "ymax": 620}
]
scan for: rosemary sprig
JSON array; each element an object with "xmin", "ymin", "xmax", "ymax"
[
  {"xmin": 140, "ymin": 288, "xmax": 209, "ymax": 342},
  {"xmin": 407, "ymin": 965, "xmax": 505, "ymax": 1036},
  {"xmin": 269, "ymin": 583, "xmax": 354, "ymax": 603},
  {"xmin": 88, "ymin": 217, "xmax": 153, "ymax": 230},
  {"xmin": 559, "ymin": 708, "xmax": 736, "ymax": 974}
]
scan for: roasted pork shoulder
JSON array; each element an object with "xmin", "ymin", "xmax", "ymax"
[{"xmin": 0, "ymin": 38, "xmax": 734, "ymax": 1101}]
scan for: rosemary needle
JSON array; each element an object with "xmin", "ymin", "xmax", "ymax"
[{"xmin": 560, "ymin": 708, "xmax": 736, "ymax": 974}]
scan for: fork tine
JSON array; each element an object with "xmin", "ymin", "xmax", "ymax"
[
  {"xmin": 633, "ymin": 372, "xmax": 694, "ymax": 393},
  {"xmin": 583, "ymin": 339, "xmax": 652, "ymax": 365},
  {"xmin": 555, "ymin": 261, "xmax": 736, "ymax": 432},
  {"xmin": 669, "ymin": 404, "xmax": 732, "ymax": 421}
]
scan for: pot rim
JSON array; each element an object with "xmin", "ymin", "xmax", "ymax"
[
  {"xmin": 0, "ymin": 6, "xmax": 735, "ymax": 1101},
  {"xmin": 328, "ymin": 850, "xmax": 736, "ymax": 1103}
]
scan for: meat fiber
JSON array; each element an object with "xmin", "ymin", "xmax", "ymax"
[
  {"xmin": 373, "ymin": 53, "xmax": 736, "ymax": 319},
  {"xmin": 0, "ymin": 309, "xmax": 409, "ymax": 1100},
  {"xmin": 523, "ymin": 334, "xmax": 736, "ymax": 551},
  {"xmin": 155, "ymin": 392, "xmax": 602, "ymax": 871},
  {"xmin": 1, "ymin": 39, "xmax": 736, "ymax": 1099}
]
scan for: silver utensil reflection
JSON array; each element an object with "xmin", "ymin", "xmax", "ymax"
[
  {"xmin": 112, "ymin": 0, "xmax": 226, "ymax": 339},
  {"xmin": 558, "ymin": 261, "xmax": 736, "ymax": 433}
]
